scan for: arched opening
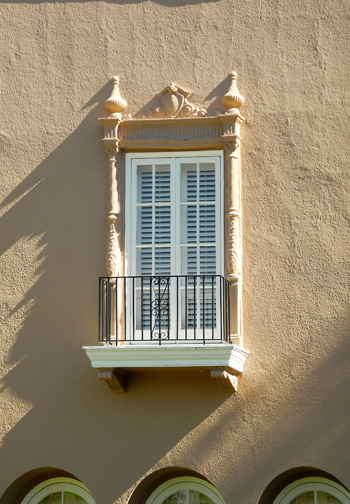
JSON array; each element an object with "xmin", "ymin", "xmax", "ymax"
[
  {"xmin": 144, "ymin": 477, "xmax": 225, "ymax": 504},
  {"xmin": 21, "ymin": 477, "xmax": 96, "ymax": 504},
  {"xmin": 273, "ymin": 478, "xmax": 350, "ymax": 504}
]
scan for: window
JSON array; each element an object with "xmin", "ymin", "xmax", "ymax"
[
  {"xmin": 145, "ymin": 477, "xmax": 225, "ymax": 504},
  {"xmin": 273, "ymin": 478, "xmax": 350, "ymax": 504},
  {"xmin": 125, "ymin": 151, "xmax": 224, "ymax": 342},
  {"xmin": 84, "ymin": 74, "xmax": 250, "ymax": 392},
  {"xmin": 21, "ymin": 478, "xmax": 96, "ymax": 504},
  {"xmin": 126, "ymin": 151, "xmax": 223, "ymax": 279}
]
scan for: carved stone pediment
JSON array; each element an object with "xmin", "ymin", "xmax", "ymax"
[{"xmin": 137, "ymin": 83, "xmax": 207, "ymax": 119}]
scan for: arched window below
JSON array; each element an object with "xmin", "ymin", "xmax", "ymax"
[
  {"xmin": 273, "ymin": 477, "xmax": 350, "ymax": 504},
  {"xmin": 145, "ymin": 477, "xmax": 225, "ymax": 504},
  {"xmin": 21, "ymin": 478, "xmax": 96, "ymax": 504}
]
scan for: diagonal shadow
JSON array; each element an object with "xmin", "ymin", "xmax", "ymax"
[{"xmin": 0, "ymin": 96, "xmax": 229, "ymax": 501}]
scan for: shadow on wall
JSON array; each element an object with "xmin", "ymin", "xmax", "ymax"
[
  {"xmin": 147, "ymin": 315, "xmax": 350, "ymax": 504},
  {"xmin": 0, "ymin": 80, "xmax": 230, "ymax": 502},
  {"xmin": 1, "ymin": 74, "xmax": 350, "ymax": 504}
]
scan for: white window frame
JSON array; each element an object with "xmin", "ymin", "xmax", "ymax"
[
  {"xmin": 145, "ymin": 477, "xmax": 225, "ymax": 504},
  {"xmin": 273, "ymin": 478, "xmax": 350, "ymax": 504},
  {"xmin": 21, "ymin": 478, "xmax": 96, "ymax": 504},
  {"xmin": 124, "ymin": 150, "xmax": 224, "ymax": 342}
]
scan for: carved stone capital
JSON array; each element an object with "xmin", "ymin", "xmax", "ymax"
[
  {"xmin": 105, "ymin": 146, "xmax": 119, "ymax": 158},
  {"xmin": 224, "ymin": 140, "xmax": 239, "ymax": 155}
]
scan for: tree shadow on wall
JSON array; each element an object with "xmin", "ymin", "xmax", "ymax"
[
  {"xmin": 0, "ymin": 81, "xmax": 230, "ymax": 501},
  {"xmin": 154, "ymin": 314, "xmax": 350, "ymax": 503}
]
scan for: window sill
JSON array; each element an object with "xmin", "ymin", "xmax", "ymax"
[{"xmin": 83, "ymin": 343, "xmax": 249, "ymax": 393}]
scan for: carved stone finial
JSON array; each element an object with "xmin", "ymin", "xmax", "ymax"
[
  {"xmin": 222, "ymin": 72, "xmax": 244, "ymax": 113},
  {"xmin": 104, "ymin": 76, "xmax": 127, "ymax": 117}
]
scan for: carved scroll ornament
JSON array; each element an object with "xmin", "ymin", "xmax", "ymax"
[{"xmin": 139, "ymin": 83, "xmax": 207, "ymax": 119}]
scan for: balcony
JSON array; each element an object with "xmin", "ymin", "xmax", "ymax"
[
  {"xmin": 99, "ymin": 275, "xmax": 231, "ymax": 345},
  {"xmin": 83, "ymin": 275, "xmax": 249, "ymax": 393}
]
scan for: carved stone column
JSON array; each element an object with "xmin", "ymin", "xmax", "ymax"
[
  {"xmin": 224, "ymin": 139, "xmax": 242, "ymax": 346},
  {"xmin": 102, "ymin": 77, "xmax": 128, "ymax": 343},
  {"xmin": 106, "ymin": 147, "xmax": 120, "ymax": 277},
  {"xmin": 220, "ymin": 72, "xmax": 245, "ymax": 347},
  {"xmin": 102, "ymin": 76, "xmax": 127, "ymax": 279}
]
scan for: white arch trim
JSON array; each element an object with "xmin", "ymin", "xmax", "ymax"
[
  {"xmin": 145, "ymin": 477, "xmax": 225, "ymax": 504},
  {"xmin": 21, "ymin": 478, "xmax": 96, "ymax": 504},
  {"xmin": 273, "ymin": 478, "xmax": 350, "ymax": 504}
]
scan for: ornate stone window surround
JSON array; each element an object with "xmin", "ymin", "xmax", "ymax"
[{"xmin": 83, "ymin": 73, "xmax": 250, "ymax": 393}]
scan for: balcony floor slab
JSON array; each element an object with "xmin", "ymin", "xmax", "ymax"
[{"xmin": 83, "ymin": 343, "xmax": 249, "ymax": 376}]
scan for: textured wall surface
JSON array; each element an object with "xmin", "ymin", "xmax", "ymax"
[{"xmin": 0, "ymin": 1, "xmax": 350, "ymax": 504}]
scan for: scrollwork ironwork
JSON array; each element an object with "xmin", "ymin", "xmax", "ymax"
[{"xmin": 150, "ymin": 276, "xmax": 170, "ymax": 341}]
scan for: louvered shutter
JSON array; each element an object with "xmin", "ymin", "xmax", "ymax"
[
  {"xmin": 136, "ymin": 162, "xmax": 172, "ymax": 277},
  {"xmin": 178, "ymin": 159, "xmax": 219, "ymax": 330}
]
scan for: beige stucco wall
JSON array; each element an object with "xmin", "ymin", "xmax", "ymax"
[{"xmin": 1, "ymin": 1, "xmax": 350, "ymax": 504}]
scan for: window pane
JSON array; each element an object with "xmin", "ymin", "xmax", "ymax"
[
  {"xmin": 39, "ymin": 493, "xmax": 62, "ymax": 504},
  {"xmin": 155, "ymin": 164, "xmax": 171, "ymax": 202},
  {"xmin": 163, "ymin": 491, "xmax": 187, "ymax": 504},
  {"xmin": 181, "ymin": 163, "xmax": 197, "ymax": 202},
  {"xmin": 199, "ymin": 204, "xmax": 215, "ymax": 243},
  {"xmin": 181, "ymin": 247, "xmax": 197, "ymax": 275},
  {"xmin": 137, "ymin": 248, "xmax": 152, "ymax": 276},
  {"xmin": 155, "ymin": 205, "xmax": 171, "ymax": 244},
  {"xmin": 290, "ymin": 491, "xmax": 315, "ymax": 504},
  {"xmin": 155, "ymin": 247, "xmax": 171, "ymax": 275},
  {"xmin": 189, "ymin": 490, "xmax": 215, "ymax": 504},
  {"xmin": 199, "ymin": 163, "xmax": 216, "ymax": 201},
  {"xmin": 318, "ymin": 492, "xmax": 342, "ymax": 504},
  {"xmin": 199, "ymin": 246, "xmax": 216, "ymax": 275},
  {"xmin": 63, "ymin": 493, "xmax": 88, "ymax": 504},
  {"xmin": 137, "ymin": 206, "xmax": 152, "ymax": 245},
  {"xmin": 137, "ymin": 165, "xmax": 152, "ymax": 203},
  {"xmin": 181, "ymin": 205, "xmax": 197, "ymax": 244}
]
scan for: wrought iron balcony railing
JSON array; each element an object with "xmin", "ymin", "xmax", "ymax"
[{"xmin": 99, "ymin": 275, "xmax": 232, "ymax": 345}]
